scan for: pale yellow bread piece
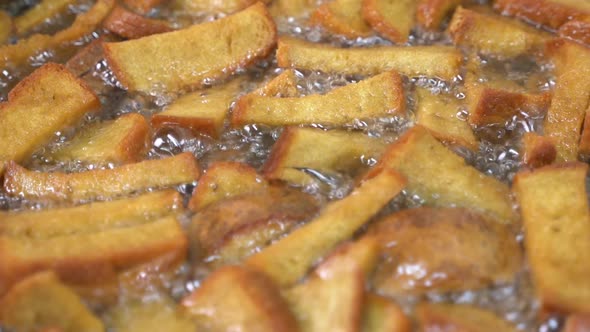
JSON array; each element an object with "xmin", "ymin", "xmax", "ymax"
[
  {"xmin": 368, "ymin": 125, "xmax": 516, "ymax": 223},
  {"xmin": 107, "ymin": 298, "xmax": 194, "ymax": 332},
  {"xmin": 416, "ymin": 303, "xmax": 519, "ymax": 332},
  {"xmin": 262, "ymin": 127, "xmax": 387, "ymax": 186},
  {"xmin": 0, "ymin": 63, "xmax": 100, "ymax": 175},
  {"xmin": 181, "ymin": 265, "xmax": 299, "ymax": 332},
  {"xmin": 367, "ymin": 207, "xmax": 522, "ymax": 295},
  {"xmin": 0, "ymin": 271, "xmax": 103, "ymax": 332},
  {"xmin": 0, "ymin": 190, "xmax": 182, "ymax": 238},
  {"xmin": 0, "ymin": 11, "xmax": 12, "ymax": 44},
  {"xmin": 277, "ymin": 37, "xmax": 462, "ymax": 80},
  {"xmin": 448, "ymin": 6, "xmax": 549, "ymax": 58},
  {"xmin": 50, "ymin": 113, "xmax": 149, "ymax": 164},
  {"xmin": 417, "ymin": 0, "xmax": 461, "ymax": 29},
  {"xmin": 310, "ymin": 0, "xmax": 372, "ymax": 39},
  {"xmin": 0, "ymin": 0, "xmax": 115, "ymax": 68},
  {"xmin": 3, "ymin": 152, "xmax": 200, "ymax": 202},
  {"xmin": 543, "ymin": 39, "xmax": 590, "ymax": 162},
  {"xmin": 362, "ymin": 294, "xmax": 410, "ymax": 332},
  {"xmin": 232, "ymin": 71, "xmax": 405, "ymax": 127},
  {"xmin": 188, "ymin": 161, "xmax": 268, "ymax": 211},
  {"xmin": 513, "ymin": 163, "xmax": 590, "ymax": 314},
  {"xmin": 362, "ymin": 0, "xmax": 417, "ymax": 43},
  {"xmin": 151, "ymin": 78, "xmax": 243, "ymax": 138},
  {"xmin": 246, "ymin": 169, "xmax": 406, "ymax": 286},
  {"xmin": 102, "ymin": 5, "xmax": 172, "ymax": 39},
  {"xmin": 494, "ymin": 0, "xmax": 590, "ymax": 29},
  {"xmin": 14, "ymin": 0, "xmax": 76, "ymax": 36},
  {"xmin": 559, "ymin": 18, "xmax": 590, "ymax": 46},
  {"xmin": 414, "ymin": 87, "xmax": 478, "ymax": 150},
  {"xmin": 173, "ymin": 0, "xmax": 269, "ymax": 14},
  {"xmin": 0, "ymin": 216, "xmax": 188, "ymax": 296},
  {"xmin": 103, "ymin": 3, "xmax": 277, "ymax": 93},
  {"xmin": 520, "ymin": 133, "xmax": 556, "ymax": 168}
]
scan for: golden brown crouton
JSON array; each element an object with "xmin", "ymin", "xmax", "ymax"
[
  {"xmin": 362, "ymin": 0, "xmax": 417, "ymax": 43},
  {"xmin": 520, "ymin": 133, "xmax": 556, "ymax": 168},
  {"xmin": 494, "ymin": 0, "xmax": 590, "ymax": 30},
  {"xmin": 13, "ymin": 0, "xmax": 76, "ymax": 36},
  {"xmin": 103, "ymin": 5, "xmax": 172, "ymax": 39},
  {"xmin": 362, "ymin": 294, "xmax": 410, "ymax": 332},
  {"xmin": 107, "ymin": 298, "xmax": 195, "ymax": 332},
  {"xmin": 416, "ymin": 0, "xmax": 461, "ymax": 29},
  {"xmin": 559, "ymin": 18, "xmax": 590, "ymax": 46},
  {"xmin": 310, "ymin": 0, "xmax": 372, "ymax": 39}
]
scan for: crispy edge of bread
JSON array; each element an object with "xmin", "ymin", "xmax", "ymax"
[
  {"xmin": 494, "ymin": 0, "xmax": 590, "ymax": 30},
  {"xmin": 521, "ymin": 132, "xmax": 557, "ymax": 168},
  {"xmin": 310, "ymin": 0, "xmax": 372, "ymax": 39},
  {"xmin": 362, "ymin": 0, "xmax": 417, "ymax": 43},
  {"xmin": 416, "ymin": 303, "xmax": 519, "ymax": 332},
  {"xmin": 416, "ymin": 0, "xmax": 461, "ymax": 29},
  {"xmin": 103, "ymin": 5, "xmax": 172, "ymax": 39}
]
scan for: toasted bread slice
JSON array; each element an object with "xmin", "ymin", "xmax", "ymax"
[
  {"xmin": 122, "ymin": 0, "xmax": 167, "ymax": 14},
  {"xmin": 172, "ymin": 0, "xmax": 266, "ymax": 14},
  {"xmin": 103, "ymin": 3, "xmax": 277, "ymax": 93},
  {"xmin": 3, "ymin": 152, "xmax": 200, "ymax": 202},
  {"xmin": 564, "ymin": 315, "xmax": 590, "ymax": 332},
  {"xmin": 367, "ymin": 207, "xmax": 522, "ymax": 295},
  {"xmin": 246, "ymin": 169, "xmax": 406, "ymax": 286},
  {"xmin": 310, "ymin": 0, "xmax": 372, "ymax": 39},
  {"xmin": 448, "ymin": 6, "xmax": 549, "ymax": 58},
  {"xmin": 0, "ymin": 63, "xmax": 100, "ymax": 175},
  {"xmin": 103, "ymin": 5, "xmax": 172, "ymax": 39},
  {"xmin": 362, "ymin": 294, "xmax": 410, "ymax": 332},
  {"xmin": 189, "ymin": 186, "xmax": 319, "ymax": 266},
  {"xmin": 416, "ymin": 0, "xmax": 461, "ymax": 29},
  {"xmin": 362, "ymin": 0, "xmax": 417, "ymax": 43},
  {"xmin": 276, "ymin": 37, "xmax": 462, "ymax": 80},
  {"xmin": 416, "ymin": 303, "xmax": 519, "ymax": 332},
  {"xmin": 262, "ymin": 127, "xmax": 387, "ymax": 185},
  {"xmin": 0, "ymin": 271, "xmax": 103, "ymax": 332},
  {"xmin": 0, "ymin": 11, "xmax": 11, "ymax": 44},
  {"xmin": 520, "ymin": 133, "xmax": 556, "ymax": 168},
  {"xmin": 0, "ymin": 0, "xmax": 115, "ymax": 68},
  {"xmin": 369, "ymin": 125, "xmax": 516, "ymax": 223},
  {"xmin": 513, "ymin": 163, "xmax": 590, "ymax": 314},
  {"xmin": 49, "ymin": 113, "xmax": 149, "ymax": 164},
  {"xmin": 13, "ymin": 0, "xmax": 76, "ymax": 36},
  {"xmin": 559, "ymin": 18, "xmax": 590, "ymax": 46},
  {"xmin": 232, "ymin": 71, "xmax": 405, "ymax": 127},
  {"xmin": 543, "ymin": 39, "xmax": 590, "ymax": 162},
  {"xmin": 152, "ymin": 78, "xmax": 243, "ymax": 138},
  {"xmin": 0, "ymin": 190, "xmax": 182, "ymax": 238},
  {"xmin": 494, "ymin": 0, "xmax": 590, "ymax": 30},
  {"xmin": 107, "ymin": 297, "xmax": 194, "ymax": 332},
  {"xmin": 189, "ymin": 161, "xmax": 268, "ymax": 211},
  {"xmin": 0, "ymin": 215, "xmax": 187, "ymax": 296},
  {"xmin": 181, "ymin": 265, "xmax": 298, "ymax": 332},
  {"xmin": 415, "ymin": 87, "xmax": 478, "ymax": 150}
]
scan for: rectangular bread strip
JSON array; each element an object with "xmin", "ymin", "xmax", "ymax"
[
  {"xmin": 232, "ymin": 71, "xmax": 405, "ymax": 127},
  {"xmin": 50, "ymin": 113, "xmax": 149, "ymax": 164},
  {"xmin": 0, "ymin": 63, "xmax": 100, "ymax": 175},
  {"xmin": 14, "ymin": 0, "xmax": 76, "ymax": 36},
  {"xmin": 3, "ymin": 152, "xmax": 200, "ymax": 202},
  {"xmin": 448, "ymin": 6, "xmax": 549, "ymax": 58},
  {"xmin": 417, "ymin": 0, "xmax": 461, "ymax": 29},
  {"xmin": 543, "ymin": 39, "xmax": 590, "ymax": 162},
  {"xmin": 276, "ymin": 36, "xmax": 462, "ymax": 81},
  {"xmin": 414, "ymin": 87, "xmax": 478, "ymax": 150},
  {"xmin": 246, "ymin": 169, "xmax": 406, "ymax": 286},
  {"xmin": 310, "ymin": 0, "xmax": 372, "ymax": 39},
  {"xmin": 370, "ymin": 125, "xmax": 516, "ymax": 223},
  {"xmin": 362, "ymin": 0, "xmax": 417, "ymax": 43},
  {"xmin": 0, "ymin": 190, "xmax": 182, "ymax": 238},
  {"xmin": 493, "ymin": 0, "xmax": 590, "ymax": 30},
  {"xmin": 520, "ymin": 132, "xmax": 557, "ymax": 168},
  {"xmin": 103, "ymin": 2, "xmax": 277, "ymax": 93},
  {"xmin": 0, "ymin": 216, "xmax": 187, "ymax": 296},
  {"xmin": 513, "ymin": 163, "xmax": 590, "ymax": 314}
]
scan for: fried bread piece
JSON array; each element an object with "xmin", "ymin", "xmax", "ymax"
[
  {"xmin": 103, "ymin": 5, "xmax": 172, "ymax": 39},
  {"xmin": 49, "ymin": 113, "xmax": 149, "ymax": 164},
  {"xmin": 559, "ymin": 18, "xmax": 590, "ymax": 46},
  {"xmin": 0, "ymin": 63, "xmax": 100, "ymax": 175},
  {"xmin": 448, "ymin": 6, "xmax": 549, "ymax": 58},
  {"xmin": 0, "ymin": 215, "xmax": 187, "ymax": 296},
  {"xmin": 0, "ymin": 190, "xmax": 182, "ymax": 238},
  {"xmin": 103, "ymin": 3, "xmax": 277, "ymax": 93},
  {"xmin": 417, "ymin": 0, "xmax": 461, "ymax": 29},
  {"xmin": 416, "ymin": 303, "xmax": 519, "ymax": 332},
  {"xmin": 513, "ymin": 163, "xmax": 590, "ymax": 314},
  {"xmin": 362, "ymin": 0, "xmax": 417, "ymax": 43},
  {"xmin": 520, "ymin": 133, "xmax": 556, "ymax": 168},
  {"xmin": 414, "ymin": 87, "xmax": 478, "ymax": 150},
  {"xmin": 369, "ymin": 125, "xmax": 516, "ymax": 223},
  {"xmin": 151, "ymin": 78, "xmax": 243, "ymax": 138},
  {"xmin": 543, "ymin": 39, "xmax": 590, "ymax": 162},
  {"xmin": 277, "ymin": 37, "xmax": 462, "ymax": 80},
  {"xmin": 189, "ymin": 162, "xmax": 268, "ymax": 211},
  {"xmin": 367, "ymin": 207, "xmax": 522, "ymax": 295},
  {"xmin": 3, "ymin": 152, "xmax": 200, "ymax": 202},
  {"xmin": 564, "ymin": 315, "xmax": 590, "ymax": 332},
  {"xmin": 262, "ymin": 127, "xmax": 387, "ymax": 185},
  {"xmin": 246, "ymin": 169, "xmax": 406, "ymax": 286},
  {"xmin": 0, "ymin": 11, "xmax": 13, "ymax": 44},
  {"xmin": 181, "ymin": 265, "xmax": 299, "ymax": 332},
  {"xmin": 107, "ymin": 298, "xmax": 194, "ymax": 332},
  {"xmin": 0, "ymin": 271, "xmax": 104, "ymax": 332},
  {"xmin": 310, "ymin": 0, "xmax": 372, "ymax": 39},
  {"xmin": 494, "ymin": 0, "xmax": 590, "ymax": 30},
  {"xmin": 172, "ymin": 0, "xmax": 267, "ymax": 14},
  {"xmin": 122, "ymin": 0, "xmax": 168, "ymax": 14},
  {"xmin": 362, "ymin": 294, "xmax": 410, "ymax": 332},
  {"xmin": 232, "ymin": 71, "xmax": 404, "ymax": 127},
  {"xmin": 13, "ymin": 0, "xmax": 76, "ymax": 36},
  {"xmin": 315, "ymin": 237, "xmax": 381, "ymax": 279},
  {"xmin": 253, "ymin": 69, "xmax": 300, "ymax": 97}
]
